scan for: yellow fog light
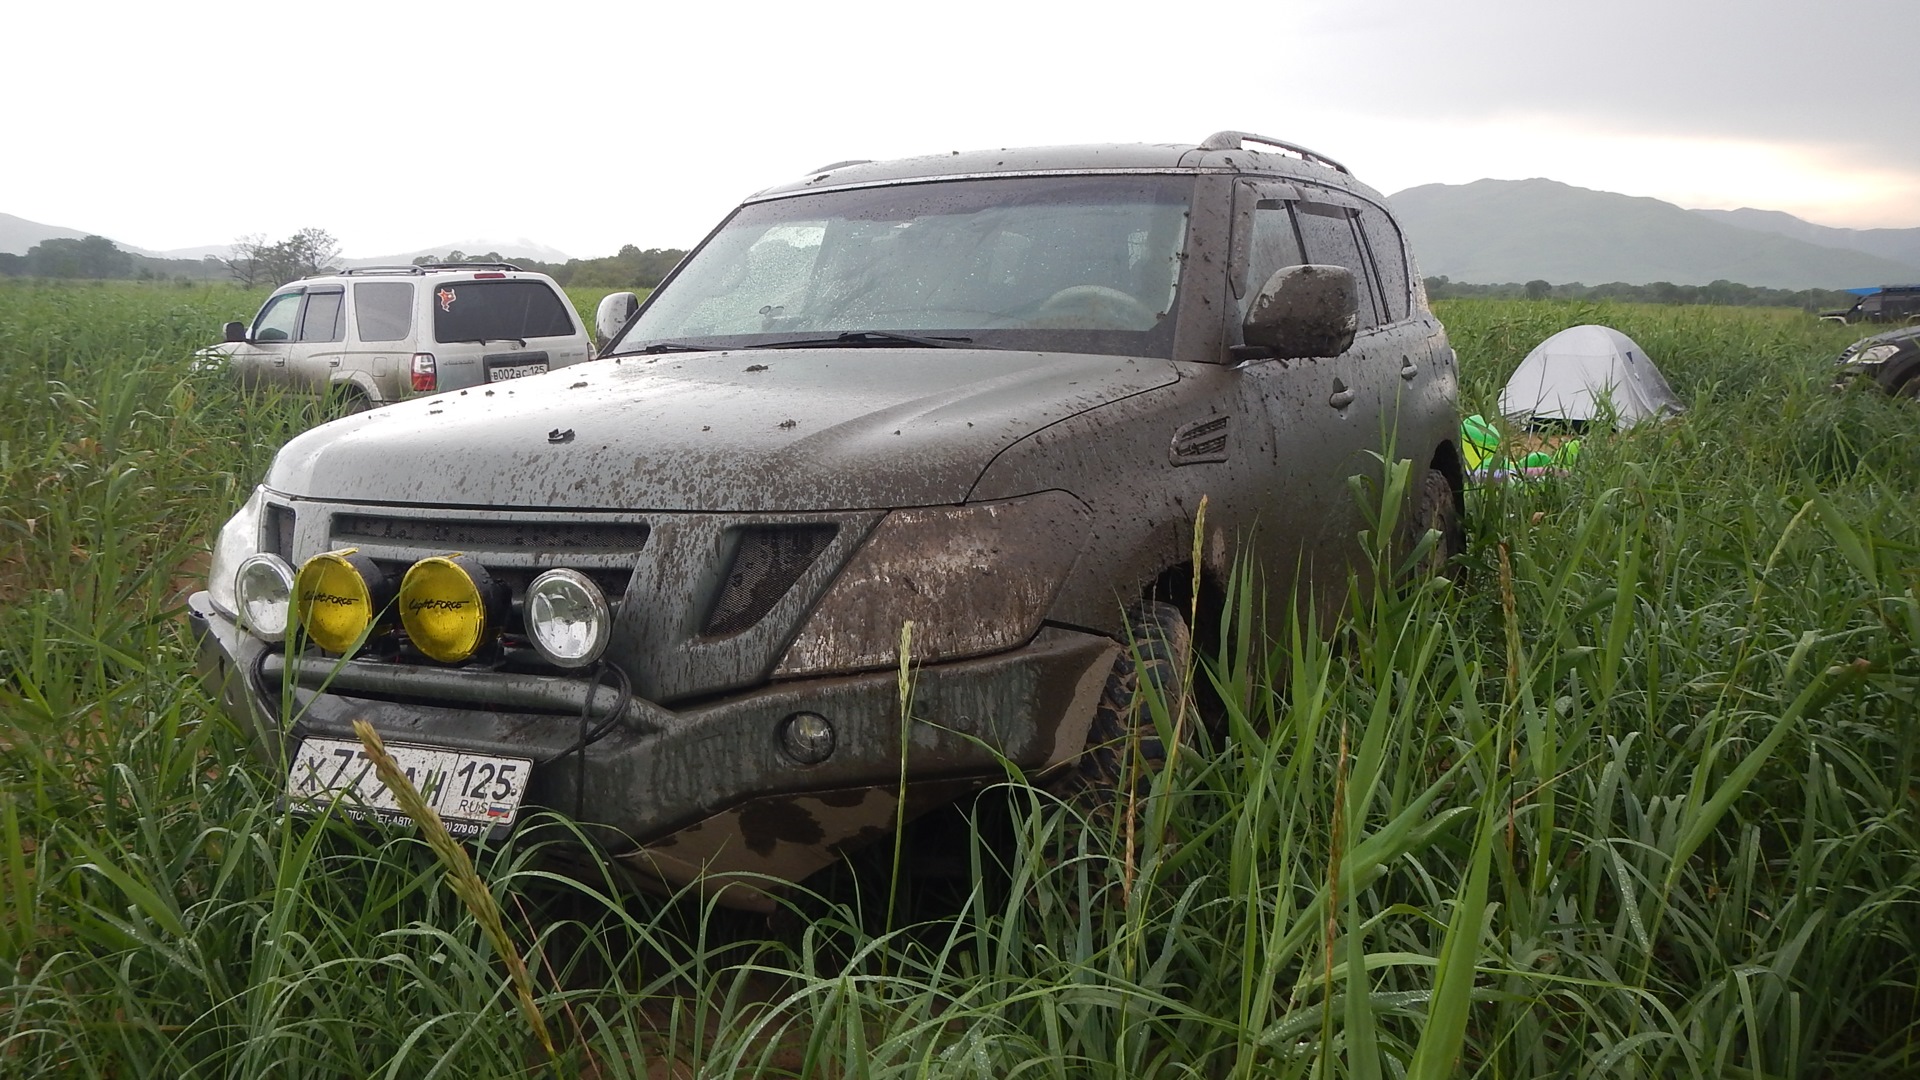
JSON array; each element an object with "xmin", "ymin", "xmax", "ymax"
[
  {"xmin": 294, "ymin": 549, "xmax": 392, "ymax": 654},
  {"xmin": 399, "ymin": 555, "xmax": 504, "ymax": 663}
]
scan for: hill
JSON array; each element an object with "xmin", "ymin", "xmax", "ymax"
[
  {"xmin": 1690, "ymin": 207, "xmax": 1920, "ymax": 276},
  {"xmin": 1, "ymin": 212, "xmax": 96, "ymax": 256},
  {"xmin": 1387, "ymin": 179, "xmax": 1918, "ymax": 289}
]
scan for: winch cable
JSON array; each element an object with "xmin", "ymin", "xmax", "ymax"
[{"xmin": 538, "ymin": 660, "xmax": 634, "ymax": 820}]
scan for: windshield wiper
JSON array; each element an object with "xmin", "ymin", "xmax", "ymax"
[
  {"xmin": 757, "ymin": 331, "xmax": 973, "ymax": 349},
  {"xmin": 453, "ymin": 337, "xmax": 528, "ymax": 347},
  {"xmin": 615, "ymin": 341, "xmax": 710, "ymax": 355}
]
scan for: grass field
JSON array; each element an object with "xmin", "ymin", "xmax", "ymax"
[{"xmin": 1, "ymin": 280, "xmax": 1915, "ymax": 1077}]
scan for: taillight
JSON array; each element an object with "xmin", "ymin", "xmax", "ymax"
[{"xmin": 410, "ymin": 352, "xmax": 437, "ymax": 392}]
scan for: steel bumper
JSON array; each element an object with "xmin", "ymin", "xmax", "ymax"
[{"xmin": 186, "ymin": 591, "xmax": 1117, "ymax": 861}]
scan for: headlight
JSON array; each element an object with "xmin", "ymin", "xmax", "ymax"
[
  {"xmin": 774, "ymin": 492, "xmax": 1087, "ymax": 677},
  {"xmin": 1845, "ymin": 344, "xmax": 1902, "ymax": 366},
  {"xmin": 399, "ymin": 555, "xmax": 506, "ymax": 664},
  {"xmin": 295, "ymin": 549, "xmax": 394, "ymax": 655},
  {"xmin": 207, "ymin": 486, "xmax": 267, "ymax": 617},
  {"xmin": 525, "ymin": 569, "xmax": 611, "ymax": 668},
  {"xmin": 235, "ymin": 554, "xmax": 295, "ymax": 641}
]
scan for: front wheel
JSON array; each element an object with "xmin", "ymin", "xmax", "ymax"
[{"xmin": 1046, "ymin": 601, "xmax": 1191, "ymax": 819}]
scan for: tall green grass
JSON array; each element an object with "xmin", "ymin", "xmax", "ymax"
[{"xmin": 1, "ymin": 284, "xmax": 1915, "ymax": 1076}]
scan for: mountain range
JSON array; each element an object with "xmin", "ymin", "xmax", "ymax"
[
  {"xmin": 7, "ymin": 185, "xmax": 1919, "ymax": 289},
  {"xmin": 0, "ymin": 214, "xmax": 573, "ymax": 266},
  {"xmin": 1387, "ymin": 179, "xmax": 1920, "ymax": 289}
]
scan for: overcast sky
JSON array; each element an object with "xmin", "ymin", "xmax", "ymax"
[{"xmin": 9, "ymin": 0, "xmax": 1912, "ymax": 259}]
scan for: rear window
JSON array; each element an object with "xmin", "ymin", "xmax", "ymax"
[
  {"xmin": 431, "ymin": 280, "xmax": 576, "ymax": 343},
  {"xmin": 354, "ymin": 281, "xmax": 414, "ymax": 342}
]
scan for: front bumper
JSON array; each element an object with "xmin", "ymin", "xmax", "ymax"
[{"xmin": 188, "ymin": 591, "xmax": 1117, "ymax": 904}]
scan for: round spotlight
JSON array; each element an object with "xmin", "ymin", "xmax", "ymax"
[
  {"xmin": 779, "ymin": 712, "xmax": 835, "ymax": 765},
  {"xmin": 525, "ymin": 569, "xmax": 611, "ymax": 669},
  {"xmin": 294, "ymin": 549, "xmax": 392, "ymax": 654},
  {"xmin": 234, "ymin": 553, "xmax": 295, "ymax": 641},
  {"xmin": 399, "ymin": 555, "xmax": 504, "ymax": 664}
]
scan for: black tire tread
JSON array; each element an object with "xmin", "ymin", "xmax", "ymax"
[{"xmin": 1046, "ymin": 600, "xmax": 1191, "ymax": 818}]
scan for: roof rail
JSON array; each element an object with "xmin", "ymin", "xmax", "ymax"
[
  {"xmin": 1198, "ymin": 131, "xmax": 1350, "ymax": 175},
  {"xmin": 809, "ymin": 158, "xmax": 873, "ymax": 174},
  {"xmin": 419, "ymin": 261, "xmax": 525, "ymax": 272},
  {"xmin": 336, "ymin": 261, "xmax": 527, "ymax": 276}
]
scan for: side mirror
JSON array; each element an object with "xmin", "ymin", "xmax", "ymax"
[
  {"xmin": 594, "ymin": 292, "xmax": 640, "ymax": 344},
  {"xmin": 1242, "ymin": 264, "xmax": 1358, "ymax": 360},
  {"xmin": 223, "ymin": 321, "xmax": 247, "ymax": 343}
]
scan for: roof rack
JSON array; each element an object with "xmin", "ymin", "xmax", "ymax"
[
  {"xmin": 809, "ymin": 158, "xmax": 874, "ymax": 174},
  {"xmin": 336, "ymin": 261, "xmax": 526, "ymax": 276},
  {"xmin": 1198, "ymin": 131, "xmax": 1350, "ymax": 175}
]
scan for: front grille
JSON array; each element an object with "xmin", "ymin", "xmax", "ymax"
[
  {"xmin": 332, "ymin": 515, "xmax": 648, "ymax": 556},
  {"xmin": 320, "ymin": 512, "xmax": 648, "ymax": 655},
  {"xmin": 702, "ymin": 525, "xmax": 837, "ymax": 637}
]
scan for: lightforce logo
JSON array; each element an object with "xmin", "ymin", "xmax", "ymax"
[
  {"xmin": 407, "ymin": 597, "xmax": 471, "ymax": 613},
  {"xmin": 300, "ymin": 591, "xmax": 360, "ymax": 607}
]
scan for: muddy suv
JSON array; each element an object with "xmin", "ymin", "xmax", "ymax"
[
  {"xmin": 208, "ymin": 263, "xmax": 592, "ymax": 411},
  {"xmin": 189, "ymin": 132, "xmax": 1462, "ymax": 910}
]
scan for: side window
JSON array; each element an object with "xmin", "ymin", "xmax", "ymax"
[
  {"xmin": 353, "ymin": 282, "xmax": 414, "ymax": 342},
  {"xmin": 434, "ymin": 280, "xmax": 577, "ymax": 343},
  {"xmin": 298, "ymin": 288, "xmax": 344, "ymax": 343},
  {"xmin": 252, "ymin": 292, "xmax": 303, "ymax": 341},
  {"xmin": 1355, "ymin": 206, "xmax": 1410, "ymax": 323},
  {"xmin": 1293, "ymin": 201, "xmax": 1381, "ymax": 331},
  {"xmin": 1235, "ymin": 195, "xmax": 1306, "ymax": 328}
]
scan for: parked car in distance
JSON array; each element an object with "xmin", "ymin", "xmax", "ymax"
[
  {"xmin": 1834, "ymin": 323, "xmax": 1920, "ymax": 396},
  {"xmin": 1819, "ymin": 285, "xmax": 1920, "ymax": 325},
  {"xmin": 206, "ymin": 263, "xmax": 593, "ymax": 411},
  {"xmin": 190, "ymin": 132, "xmax": 1464, "ymax": 911}
]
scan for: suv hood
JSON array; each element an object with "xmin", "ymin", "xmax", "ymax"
[{"xmin": 266, "ymin": 348, "xmax": 1178, "ymax": 511}]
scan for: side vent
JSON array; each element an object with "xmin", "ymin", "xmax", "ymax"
[
  {"xmin": 1170, "ymin": 415, "xmax": 1229, "ymax": 465},
  {"xmin": 703, "ymin": 525, "xmax": 838, "ymax": 638}
]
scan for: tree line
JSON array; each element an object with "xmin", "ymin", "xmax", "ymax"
[
  {"xmin": 409, "ymin": 244, "xmax": 686, "ymax": 289},
  {"xmin": 1426, "ymin": 275, "xmax": 1859, "ymax": 312},
  {"xmin": 0, "ymin": 235, "xmax": 225, "ymax": 281}
]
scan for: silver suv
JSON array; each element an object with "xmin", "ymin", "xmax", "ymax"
[{"xmin": 211, "ymin": 263, "xmax": 593, "ymax": 410}]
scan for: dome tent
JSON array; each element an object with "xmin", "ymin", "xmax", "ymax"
[{"xmin": 1499, "ymin": 324, "xmax": 1684, "ymax": 430}]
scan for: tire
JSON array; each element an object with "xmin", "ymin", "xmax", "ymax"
[
  {"xmin": 328, "ymin": 385, "xmax": 372, "ymax": 417},
  {"xmin": 1405, "ymin": 467, "xmax": 1465, "ymax": 583},
  {"xmin": 1046, "ymin": 601, "xmax": 1191, "ymax": 822}
]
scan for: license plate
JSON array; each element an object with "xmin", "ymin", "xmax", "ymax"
[
  {"xmin": 287, "ymin": 737, "xmax": 531, "ymax": 838},
  {"xmin": 487, "ymin": 362, "xmax": 548, "ymax": 382}
]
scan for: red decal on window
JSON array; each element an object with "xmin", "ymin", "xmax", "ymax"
[{"xmin": 437, "ymin": 287, "xmax": 457, "ymax": 312}]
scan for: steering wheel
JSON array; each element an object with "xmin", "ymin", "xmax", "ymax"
[{"xmin": 1033, "ymin": 285, "xmax": 1159, "ymax": 329}]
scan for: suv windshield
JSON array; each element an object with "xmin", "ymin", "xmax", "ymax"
[{"xmin": 612, "ymin": 175, "xmax": 1193, "ymax": 358}]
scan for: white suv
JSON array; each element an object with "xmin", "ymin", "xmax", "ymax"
[{"xmin": 212, "ymin": 263, "xmax": 593, "ymax": 410}]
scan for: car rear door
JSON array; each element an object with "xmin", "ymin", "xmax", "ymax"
[{"xmin": 286, "ymin": 285, "xmax": 347, "ymax": 394}]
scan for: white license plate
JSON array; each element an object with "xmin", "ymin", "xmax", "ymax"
[
  {"xmin": 487, "ymin": 362, "xmax": 548, "ymax": 382},
  {"xmin": 287, "ymin": 737, "xmax": 531, "ymax": 838}
]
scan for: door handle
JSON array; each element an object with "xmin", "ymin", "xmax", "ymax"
[
  {"xmin": 1328, "ymin": 381, "xmax": 1355, "ymax": 409},
  {"xmin": 1400, "ymin": 356, "xmax": 1419, "ymax": 381}
]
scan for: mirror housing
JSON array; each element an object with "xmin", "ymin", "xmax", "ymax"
[
  {"xmin": 223, "ymin": 321, "xmax": 247, "ymax": 343},
  {"xmin": 594, "ymin": 292, "xmax": 641, "ymax": 345},
  {"xmin": 1242, "ymin": 264, "xmax": 1358, "ymax": 360}
]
